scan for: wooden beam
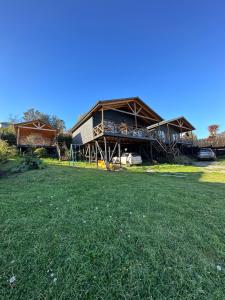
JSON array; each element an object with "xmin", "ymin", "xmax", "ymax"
[
  {"xmin": 17, "ymin": 126, "xmax": 57, "ymax": 132},
  {"xmin": 96, "ymin": 140, "xmax": 104, "ymax": 160},
  {"xmin": 148, "ymin": 122, "xmax": 193, "ymax": 132},
  {"xmin": 17, "ymin": 127, "xmax": 20, "ymax": 145},
  {"xmin": 109, "ymin": 141, "xmax": 118, "ymax": 162},
  {"xmin": 95, "ymin": 142, "xmax": 98, "ymax": 168},
  {"xmin": 102, "ymin": 107, "xmax": 159, "ymax": 122},
  {"xmin": 118, "ymin": 139, "xmax": 121, "ymax": 168},
  {"xmin": 101, "ymin": 108, "xmax": 104, "ymax": 126},
  {"xmin": 134, "ymin": 102, "xmax": 137, "ymax": 128},
  {"xmin": 104, "ymin": 137, "xmax": 107, "ymax": 163},
  {"xmin": 127, "ymin": 102, "xmax": 135, "ymax": 113}
]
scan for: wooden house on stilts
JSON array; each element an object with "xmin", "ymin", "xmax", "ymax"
[{"xmin": 70, "ymin": 97, "xmax": 195, "ymax": 169}]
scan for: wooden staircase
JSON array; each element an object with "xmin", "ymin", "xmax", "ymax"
[{"xmin": 152, "ymin": 137, "xmax": 181, "ymax": 161}]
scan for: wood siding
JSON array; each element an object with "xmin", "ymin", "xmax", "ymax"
[
  {"xmin": 72, "ymin": 117, "xmax": 94, "ymax": 144},
  {"xmin": 93, "ymin": 110, "xmax": 149, "ymax": 128}
]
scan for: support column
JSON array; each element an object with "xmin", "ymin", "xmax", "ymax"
[
  {"xmin": 17, "ymin": 127, "xmax": 20, "ymax": 146},
  {"xmin": 95, "ymin": 142, "xmax": 98, "ymax": 168},
  {"xmin": 150, "ymin": 141, "xmax": 153, "ymax": 163},
  {"xmin": 88, "ymin": 144, "xmax": 91, "ymax": 164},
  {"xmin": 104, "ymin": 137, "xmax": 108, "ymax": 164},
  {"xmin": 118, "ymin": 138, "xmax": 121, "ymax": 168}
]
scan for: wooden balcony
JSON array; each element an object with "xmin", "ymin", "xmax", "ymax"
[{"xmin": 93, "ymin": 121, "xmax": 154, "ymax": 140}]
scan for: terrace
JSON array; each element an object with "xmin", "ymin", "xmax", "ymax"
[{"xmin": 93, "ymin": 121, "xmax": 154, "ymax": 140}]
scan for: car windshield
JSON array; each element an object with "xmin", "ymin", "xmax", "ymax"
[
  {"xmin": 130, "ymin": 153, "xmax": 140, "ymax": 157},
  {"xmin": 199, "ymin": 149, "xmax": 212, "ymax": 153}
]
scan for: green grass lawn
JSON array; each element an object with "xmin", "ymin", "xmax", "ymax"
[{"xmin": 1, "ymin": 159, "xmax": 225, "ymax": 299}]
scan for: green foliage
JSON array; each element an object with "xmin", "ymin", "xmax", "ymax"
[
  {"xmin": 23, "ymin": 108, "xmax": 65, "ymax": 132},
  {"xmin": 0, "ymin": 139, "xmax": 16, "ymax": 163},
  {"xmin": 12, "ymin": 153, "xmax": 45, "ymax": 173},
  {"xmin": 57, "ymin": 133, "xmax": 72, "ymax": 148},
  {"xmin": 0, "ymin": 125, "xmax": 16, "ymax": 145},
  {"xmin": 173, "ymin": 155, "xmax": 193, "ymax": 165},
  {"xmin": 33, "ymin": 147, "xmax": 48, "ymax": 158}
]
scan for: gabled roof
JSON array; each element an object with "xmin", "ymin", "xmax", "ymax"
[
  {"xmin": 147, "ymin": 116, "xmax": 195, "ymax": 132},
  {"xmin": 71, "ymin": 97, "xmax": 163, "ymax": 133},
  {"xmin": 14, "ymin": 119, "xmax": 58, "ymax": 132}
]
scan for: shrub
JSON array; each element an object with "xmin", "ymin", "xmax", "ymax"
[
  {"xmin": 12, "ymin": 153, "xmax": 45, "ymax": 173},
  {"xmin": 57, "ymin": 133, "xmax": 72, "ymax": 149},
  {"xmin": 0, "ymin": 140, "xmax": 12, "ymax": 163},
  {"xmin": 0, "ymin": 126, "xmax": 16, "ymax": 145},
  {"xmin": 34, "ymin": 147, "xmax": 47, "ymax": 158},
  {"xmin": 174, "ymin": 155, "xmax": 193, "ymax": 165}
]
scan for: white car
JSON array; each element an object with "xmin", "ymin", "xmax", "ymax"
[{"xmin": 113, "ymin": 152, "xmax": 142, "ymax": 166}]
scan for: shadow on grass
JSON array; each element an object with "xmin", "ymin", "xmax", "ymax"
[{"xmin": 43, "ymin": 159, "xmax": 225, "ymax": 186}]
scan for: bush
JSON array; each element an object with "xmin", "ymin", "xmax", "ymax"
[
  {"xmin": 12, "ymin": 153, "xmax": 45, "ymax": 173},
  {"xmin": 174, "ymin": 155, "xmax": 193, "ymax": 165},
  {"xmin": 0, "ymin": 140, "xmax": 13, "ymax": 163},
  {"xmin": 57, "ymin": 133, "xmax": 72, "ymax": 149},
  {"xmin": 0, "ymin": 126, "xmax": 16, "ymax": 145},
  {"xmin": 34, "ymin": 147, "xmax": 47, "ymax": 158}
]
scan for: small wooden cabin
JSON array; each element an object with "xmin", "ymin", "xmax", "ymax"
[{"xmin": 14, "ymin": 120, "xmax": 58, "ymax": 147}]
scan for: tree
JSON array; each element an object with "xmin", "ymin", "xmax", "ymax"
[
  {"xmin": 0, "ymin": 125, "xmax": 16, "ymax": 145},
  {"xmin": 23, "ymin": 109, "xmax": 43, "ymax": 122},
  {"xmin": 22, "ymin": 109, "xmax": 65, "ymax": 132},
  {"xmin": 50, "ymin": 115, "xmax": 65, "ymax": 132},
  {"xmin": 8, "ymin": 114, "xmax": 22, "ymax": 123},
  {"xmin": 208, "ymin": 124, "xmax": 219, "ymax": 137}
]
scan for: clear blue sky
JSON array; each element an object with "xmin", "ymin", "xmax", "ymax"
[{"xmin": 0, "ymin": 0, "xmax": 225, "ymax": 137}]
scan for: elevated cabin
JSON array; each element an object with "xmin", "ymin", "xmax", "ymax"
[
  {"xmin": 147, "ymin": 117, "xmax": 195, "ymax": 144},
  {"xmin": 14, "ymin": 120, "xmax": 58, "ymax": 148}
]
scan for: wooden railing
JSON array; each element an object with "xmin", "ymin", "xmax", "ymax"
[
  {"xmin": 93, "ymin": 121, "xmax": 194, "ymax": 145},
  {"xmin": 93, "ymin": 121, "xmax": 154, "ymax": 139},
  {"xmin": 194, "ymin": 136, "xmax": 225, "ymax": 148}
]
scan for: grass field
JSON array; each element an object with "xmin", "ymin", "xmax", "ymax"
[{"xmin": 1, "ymin": 159, "xmax": 225, "ymax": 299}]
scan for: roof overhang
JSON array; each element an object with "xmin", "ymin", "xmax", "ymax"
[
  {"xmin": 147, "ymin": 116, "xmax": 195, "ymax": 132},
  {"xmin": 14, "ymin": 119, "xmax": 58, "ymax": 133}
]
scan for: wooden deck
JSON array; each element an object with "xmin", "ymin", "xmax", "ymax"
[{"xmin": 93, "ymin": 121, "xmax": 155, "ymax": 140}]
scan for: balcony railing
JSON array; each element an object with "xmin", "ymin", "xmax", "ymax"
[
  {"xmin": 93, "ymin": 121, "xmax": 154, "ymax": 139},
  {"xmin": 93, "ymin": 121, "xmax": 194, "ymax": 144},
  {"xmin": 194, "ymin": 136, "xmax": 225, "ymax": 148}
]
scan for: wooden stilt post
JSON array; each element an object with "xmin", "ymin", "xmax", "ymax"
[
  {"xmin": 108, "ymin": 144, "xmax": 111, "ymax": 162},
  {"xmin": 89, "ymin": 144, "xmax": 91, "ymax": 164},
  {"xmin": 17, "ymin": 127, "xmax": 20, "ymax": 146},
  {"xmin": 95, "ymin": 141, "xmax": 98, "ymax": 168},
  {"xmin": 104, "ymin": 137, "xmax": 111, "ymax": 170},
  {"xmin": 104, "ymin": 137, "xmax": 107, "ymax": 161},
  {"xmin": 118, "ymin": 138, "xmax": 121, "ymax": 168},
  {"xmin": 150, "ymin": 141, "xmax": 153, "ymax": 163}
]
